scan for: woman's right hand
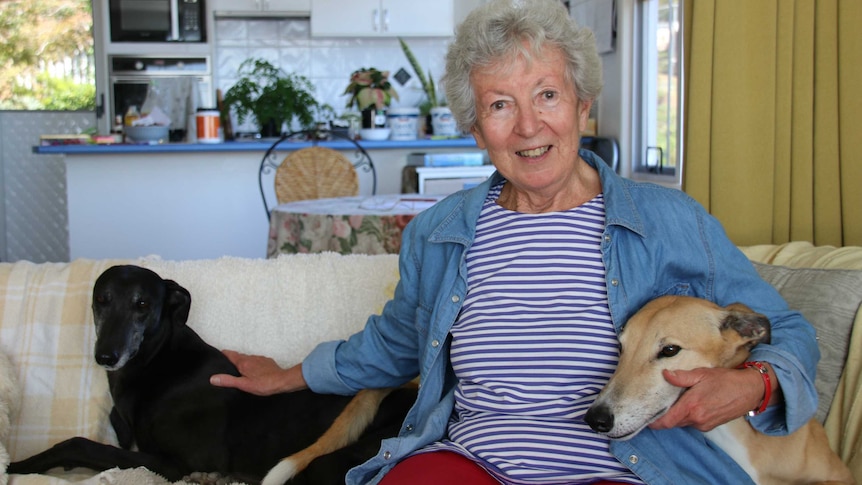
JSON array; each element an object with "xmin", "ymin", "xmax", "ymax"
[{"xmin": 210, "ymin": 350, "xmax": 307, "ymax": 396}]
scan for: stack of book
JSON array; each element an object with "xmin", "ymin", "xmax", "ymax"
[
  {"xmin": 39, "ymin": 134, "xmax": 92, "ymax": 146},
  {"xmin": 407, "ymin": 152, "xmax": 485, "ymax": 167}
]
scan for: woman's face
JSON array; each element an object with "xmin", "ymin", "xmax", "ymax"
[{"xmin": 470, "ymin": 46, "xmax": 592, "ymax": 196}]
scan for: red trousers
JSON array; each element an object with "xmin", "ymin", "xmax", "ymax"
[{"xmin": 379, "ymin": 450, "xmax": 631, "ymax": 485}]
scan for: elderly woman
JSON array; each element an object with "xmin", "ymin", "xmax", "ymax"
[{"xmin": 212, "ymin": 0, "xmax": 820, "ymax": 483}]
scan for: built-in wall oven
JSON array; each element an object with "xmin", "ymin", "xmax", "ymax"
[{"xmin": 110, "ymin": 55, "xmax": 212, "ymax": 141}]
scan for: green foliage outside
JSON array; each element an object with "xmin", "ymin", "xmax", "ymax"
[
  {"xmin": 654, "ymin": 0, "xmax": 679, "ymax": 169},
  {"xmin": 0, "ymin": 0, "xmax": 95, "ymax": 110}
]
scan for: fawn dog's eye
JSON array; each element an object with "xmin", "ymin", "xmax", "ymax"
[{"xmin": 658, "ymin": 345, "xmax": 681, "ymax": 358}]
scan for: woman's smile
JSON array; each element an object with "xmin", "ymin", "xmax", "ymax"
[{"xmin": 516, "ymin": 145, "xmax": 552, "ymax": 158}]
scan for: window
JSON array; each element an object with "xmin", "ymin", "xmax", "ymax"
[
  {"xmin": 633, "ymin": 0, "xmax": 683, "ymax": 185},
  {"xmin": 0, "ymin": 0, "xmax": 95, "ymax": 111}
]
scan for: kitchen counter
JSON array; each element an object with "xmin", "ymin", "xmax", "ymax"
[
  {"xmin": 33, "ymin": 137, "xmax": 479, "ymax": 154},
  {"xmin": 36, "ymin": 136, "xmax": 485, "ymax": 261}
]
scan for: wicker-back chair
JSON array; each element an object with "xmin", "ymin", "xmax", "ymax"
[{"xmin": 259, "ymin": 130, "xmax": 377, "ymax": 220}]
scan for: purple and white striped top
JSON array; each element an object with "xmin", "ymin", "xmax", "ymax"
[{"xmin": 425, "ymin": 182, "xmax": 642, "ymax": 484}]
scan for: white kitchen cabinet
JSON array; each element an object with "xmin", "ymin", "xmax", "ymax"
[
  {"xmin": 311, "ymin": 0, "xmax": 454, "ymax": 37},
  {"xmin": 210, "ymin": 0, "xmax": 311, "ymax": 17}
]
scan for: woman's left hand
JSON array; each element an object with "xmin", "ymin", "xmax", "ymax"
[{"xmin": 648, "ymin": 366, "xmax": 769, "ymax": 431}]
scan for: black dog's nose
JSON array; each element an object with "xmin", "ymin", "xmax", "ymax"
[
  {"xmin": 584, "ymin": 404, "xmax": 614, "ymax": 433},
  {"xmin": 95, "ymin": 351, "xmax": 120, "ymax": 368}
]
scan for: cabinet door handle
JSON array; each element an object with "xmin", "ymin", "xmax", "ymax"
[
  {"xmin": 373, "ymin": 8, "xmax": 380, "ymax": 32},
  {"xmin": 383, "ymin": 9, "xmax": 389, "ymax": 32}
]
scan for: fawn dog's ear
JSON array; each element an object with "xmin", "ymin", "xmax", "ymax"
[{"xmin": 721, "ymin": 302, "xmax": 772, "ymax": 350}]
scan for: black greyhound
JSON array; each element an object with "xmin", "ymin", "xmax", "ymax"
[{"xmin": 9, "ymin": 265, "xmax": 416, "ymax": 484}]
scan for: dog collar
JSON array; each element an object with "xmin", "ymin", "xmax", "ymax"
[{"xmin": 740, "ymin": 361, "xmax": 772, "ymax": 416}]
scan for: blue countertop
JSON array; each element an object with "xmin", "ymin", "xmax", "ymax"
[{"xmin": 34, "ymin": 137, "xmax": 479, "ymax": 155}]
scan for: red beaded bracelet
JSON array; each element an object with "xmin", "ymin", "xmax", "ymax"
[{"xmin": 741, "ymin": 361, "xmax": 771, "ymax": 416}]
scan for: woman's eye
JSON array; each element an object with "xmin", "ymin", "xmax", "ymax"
[
  {"xmin": 658, "ymin": 345, "xmax": 681, "ymax": 358},
  {"xmin": 491, "ymin": 101, "xmax": 506, "ymax": 111}
]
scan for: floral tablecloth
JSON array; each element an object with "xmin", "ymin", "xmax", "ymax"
[{"xmin": 267, "ymin": 195, "xmax": 443, "ymax": 257}]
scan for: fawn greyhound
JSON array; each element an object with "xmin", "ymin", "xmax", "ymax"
[{"xmin": 585, "ymin": 295, "xmax": 854, "ymax": 485}]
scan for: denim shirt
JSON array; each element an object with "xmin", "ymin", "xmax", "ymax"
[{"xmin": 302, "ymin": 150, "xmax": 820, "ymax": 485}]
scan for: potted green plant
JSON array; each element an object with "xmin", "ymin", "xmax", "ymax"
[
  {"xmin": 398, "ymin": 38, "xmax": 451, "ymax": 135},
  {"xmin": 223, "ymin": 58, "xmax": 320, "ymax": 137},
  {"xmin": 398, "ymin": 38, "xmax": 441, "ymax": 115},
  {"xmin": 342, "ymin": 67, "xmax": 398, "ymax": 128}
]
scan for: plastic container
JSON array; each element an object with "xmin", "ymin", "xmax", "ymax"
[
  {"xmin": 430, "ymin": 106, "xmax": 458, "ymax": 137},
  {"xmin": 387, "ymin": 107, "xmax": 420, "ymax": 140},
  {"xmin": 196, "ymin": 109, "xmax": 220, "ymax": 143}
]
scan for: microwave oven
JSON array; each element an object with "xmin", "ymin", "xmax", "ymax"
[{"xmin": 109, "ymin": 0, "xmax": 205, "ymax": 42}]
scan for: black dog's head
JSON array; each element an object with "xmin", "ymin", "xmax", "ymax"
[{"xmin": 92, "ymin": 265, "xmax": 191, "ymax": 371}]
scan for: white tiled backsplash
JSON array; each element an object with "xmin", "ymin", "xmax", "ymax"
[{"xmin": 215, "ymin": 18, "xmax": 450, "ymax": 133}]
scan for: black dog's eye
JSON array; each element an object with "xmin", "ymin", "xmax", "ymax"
[
  {"xmin": 94, "ymin": 294, "xmax": 109, "ymax": 305},
  {"xmin": 658, "ymin": 344, "xmax": 681, "ymax": 358},
  {"xmin": 136, "ymin": 299, "xmax": 150, "ymax": 309}
]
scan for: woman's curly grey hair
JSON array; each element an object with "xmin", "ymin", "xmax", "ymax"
[{"xmin": 442, "ymin": 0, "xmax": 603, "ymax": 133}]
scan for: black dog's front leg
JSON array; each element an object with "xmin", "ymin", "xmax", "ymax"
[
  {"xmin": 110, "ymin": 407, "xmax": 134, "ymax": 449},
  {"xmin": 8, "ymin": 437, "xmax": 188, "ymax": 480}
]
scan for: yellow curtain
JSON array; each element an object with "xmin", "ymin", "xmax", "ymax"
[{"xmin": 683, "ymin": 0, "xmax": 861, "ymax": 247}]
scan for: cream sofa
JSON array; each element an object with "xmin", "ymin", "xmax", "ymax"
[{"xmin": 0, "ymin": 243, "xmax": 859, "ymax": 484}]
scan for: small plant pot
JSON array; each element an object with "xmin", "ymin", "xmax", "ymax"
[
  {"xmin": 361, "ymin": 108, "xmax": 387, "ymax": 129},
  {"xmin": 259, "ymin": 119, "xmax": 282, "ymax": 138}
]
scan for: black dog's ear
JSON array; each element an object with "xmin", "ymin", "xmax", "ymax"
[
  {"xmin": 722, "ymin": 302, "xmax": 772, "ymax": 347},
  {"xmin": 164, "ymin": 279, "xmax": 192, "ymax": 326}
]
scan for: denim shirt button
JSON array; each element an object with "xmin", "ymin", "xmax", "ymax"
[
  {"xmin": 451, "ymin": 295, "xmax": 460, "ymax": 303},
  {"xmin": 405, "ymin": 424, "xmax": 414, "ymax": 432},
  {"xmin": 628, "ymin": 454, "xmax": 638, "ymax": 465},
  {"xmin": 431, "ymin": 339, "xmax": 440, "ymax": 348},
  {"xmin": 383, "ymin": 451, "xmax": 392, "ymax": 460},
  {"xmin": 604, "ymin": 234, "xmax": 612, "ymax": 243},
  {"xmin": 610, "ymin": 278, "xmax": 619, "ymax": 287}
]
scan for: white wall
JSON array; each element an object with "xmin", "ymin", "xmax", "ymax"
[{"xmin": 0, "ymin": 111, "xmax": 96, "ymax": 262}]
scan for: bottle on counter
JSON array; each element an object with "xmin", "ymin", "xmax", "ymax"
[
  {"xmin": 124, "ymin": 105, "xmax": 140, "ymax": 127},
  {"xmin": 111, "ymin": 115, "xmax": 125, "ymax": 143}
]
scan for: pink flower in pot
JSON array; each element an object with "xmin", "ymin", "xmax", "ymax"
[{"xmin": 343, "ymin": 68, "xmax": 399, "ymax": 111}]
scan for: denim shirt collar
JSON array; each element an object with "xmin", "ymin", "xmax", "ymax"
[{"xmin": 428, "ymin": 148, "xmax": 647, "ymax": 245}]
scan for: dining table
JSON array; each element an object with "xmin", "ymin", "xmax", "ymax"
[{"xmin": 267, "ymin": 194, "xmax": 445, "ymax": 257}]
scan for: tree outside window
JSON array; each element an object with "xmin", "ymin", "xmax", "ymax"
[{"xmin": 0, "ymin": 0, "xmax": 95, "ymax": 110}]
